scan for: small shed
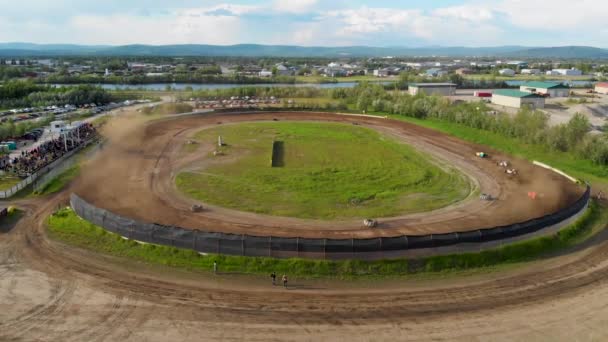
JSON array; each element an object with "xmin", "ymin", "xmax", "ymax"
[
  {"xmin": 492, "ymin": 89, "xmax": 545, "ymax": 109},
  {"xmin": 408, "ymin": 83, "xmax": 456, "ymax": 96},
  {"xmin": 595, "ymin": 82, "xmax": 608, "ymax": 95}
]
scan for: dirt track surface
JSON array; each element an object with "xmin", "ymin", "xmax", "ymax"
[
  {"xmin": 73, "ymin": 111, "xmax": 582, "ymax": 239},
  {"xmin": 2, "ymin": 194, "xmax": 608, "ymax": 341}
]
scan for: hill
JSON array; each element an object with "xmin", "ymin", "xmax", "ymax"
[{"xmin": 0, "ymin": 43, "xmax": 606, "ymax": 58}]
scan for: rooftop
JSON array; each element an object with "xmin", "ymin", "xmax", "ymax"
[
  {"xmin": 521, "ymin": 81, "xmax": 569, "ymax": 89},
  {"xmin": 493, "ymin": 89, "xmax": 544, "ymax": 98},
  {"xmin": 595, "ymin": 82, "xmax": 608, "ymax": 88}
]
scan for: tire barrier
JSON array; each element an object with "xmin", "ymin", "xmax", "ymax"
[{"xmin": 70, "ymin": 186, "xmax": 591, "ymax": 260}]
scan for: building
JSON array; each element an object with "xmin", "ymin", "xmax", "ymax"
[
  {"xmin": 492, "ymin": 89, "xmax": 545, "ymax": 109},
  {"xmin": 521, "ymin": 69, "xmax": 541, "ymax": 75},
  {"xmin": 498, "ymin": 69, "xmax": 516, "ymax": 76},
  {"xmin": 507, "ymin": 61, "xmax": 528, "ymax": 68},
  {"xmin": 520, "ymin": 81, "xmax": 570, "ymax": 97},
  {"xmin": 549, "ymin": 68, "xmax": 583, "ymax": 76},
  {"xmin": 595, "ymin": 82, "xmax": 608, "ymax": 94},
  {"xmin": 425, "ymin": 68, "xmax": 447, "ymax": 77},
  {"xmin": 373, "ymin": 69, "xmax": 389, "ymax": 77},
  {"xmin": 408, "ymin": 83, "xmax": 456, "ymax": 96},
  {"xmin": 259, "ymin": 70, "xmax": 273, "ymax": 77},
  {"xmin": 455, "ymin": 68, "xmax": 473, "ymax": 75}
]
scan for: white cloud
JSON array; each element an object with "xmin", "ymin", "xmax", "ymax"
[
  {"xmin": 273, "ymin": 0, "xmax": 319, "ymax": 14},
  {"xmin": 319, "ymin": 6, "xmax": 502, "ymax": 45},
  {"xmin": 433, "ymin": 5, "xmax": 494, "ymax": 22},
  {"xmin": 68, "ymin": 13, "xmax": 243, "ymax": 45},
  {"xmin": 496, "ymin": 0, "xmax": 608, "ymax": 30}
]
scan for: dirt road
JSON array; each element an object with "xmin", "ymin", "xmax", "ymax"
[{"xmin": 2, "ymin": 194, "xmax": 608, "ymax": 341}]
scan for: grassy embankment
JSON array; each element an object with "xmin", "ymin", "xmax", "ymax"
[
  {"xmin": 463, "ymin": 74, "xmax": 596, "ymax": 82},
  {"xmin": 379, "ymin": 114, "xmax": 608, "ymax": 186},
  {"xmin": 0, "ymin": 175, "xmax": 23, "ymax": 192},
  {"xmin": 295, "ymin": 75, "xmax": 396, "ymax": 83},
  {"xmin": 47, "ymin": 201, "xmax": 604, "ymax": 279},
  {"xmin": 176, "ymin": 121, "xmax": 471, "ymax": 219}
]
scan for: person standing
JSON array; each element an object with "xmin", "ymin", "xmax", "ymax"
[
  {"xmin": 270, "ymin": 272, "xmax": 277, "ymax": 286},
  {"xmin": 282, "ymin": 274, "xmax": 288, "ymax": 288},
  {"xmin": 213, "ymin": 261, "xmax": 218, "ymax": 275}
]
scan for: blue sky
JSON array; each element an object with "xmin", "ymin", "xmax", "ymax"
[{"xmin": 0, "ymin": 0, "xmax": 606, "ymax": 47}]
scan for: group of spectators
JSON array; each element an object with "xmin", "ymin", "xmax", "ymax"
[{"xmin": 0, "ymin": 123, "xmax": 97, "ymax": 177}]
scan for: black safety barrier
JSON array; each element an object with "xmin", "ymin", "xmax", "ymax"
[{"xmin": 70, "ymin": 186, "xmax": 591, "ymax": 260}]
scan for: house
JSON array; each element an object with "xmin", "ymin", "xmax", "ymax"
[
  {"xmin": 325, "ymin": 68, "xmax": 347, "ymax": 77},
  {"xmin": 521, "ymin": 69, "xmax": 541, "ymax": 75},
  {"xmin": 455, "ymin": 68, "xmax": 473, "ymax": 75},
  {"xmin": 498, "ymin": 69, "xmax": 516, "ymax": 76},
  {"xmin": 408, "ymin": 83, "xmax": 456, "ymax": 96},
  {"xmin": 492, "ymin": 89, "xmax": 545, "ymax": 109},
  {"xmin": 259, "ymin": 70, "xmax": 273, "ymax": 77},
  {"xmin": 549, "ymin": 68, "xmax": 583, "ymax": 76},
  {"xmin": 507, "ymin": 61, "xmax": 528, "ymax": 68},
  {"xmin": 595, "ymin": 82, "xmax": 608, "ymax": 95},
  {"xmin": 425, "ymin": 68, "xmax": 448, "ymax": 77},
  {"xmin": 520, "ymin": 81, "xmax": 570, "ymax": 97},
  {"xmin": 275, "ymin": 64, "xmax": 292, "ymax": 76},
  {"xmin": 373, "ymin": 69, "xmax": 390, "ymax": 77}
]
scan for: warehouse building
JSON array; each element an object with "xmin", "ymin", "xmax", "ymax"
[
  {"xmin": 408, "ymin": 83, "xmax": 456, "ymax": 96},
  {"xmin": 595, "ymin": 82, "xmax": 608, "ymax": 94},
  {"xmin": 520, "ymin": 81, "xmax": 570, "ymax": 97},
  {"xmin": 492, "ymin": 89, "xmax": 545, "ymax": 109},
  {"xmin": 498, "ymin": 69, "xmax": 516, "ymax": 76}
]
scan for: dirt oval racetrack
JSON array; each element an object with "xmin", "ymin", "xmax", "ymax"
[
  {"xmin": 73, "ymin": 111, "xmax": 583, "ymax": 239},
  {"xmin": 1, "ymin": 108, "xmax": 606, "ymax": 341}
]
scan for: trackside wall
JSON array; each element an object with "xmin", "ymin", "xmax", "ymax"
[{"xmin": 69, "ymin": 186, "xmax": 591, "ymax": 260}]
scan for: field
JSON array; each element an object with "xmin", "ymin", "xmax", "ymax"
[{"xmin": 176, "ymin": 122, "xmax": 471, "ymax": 219}]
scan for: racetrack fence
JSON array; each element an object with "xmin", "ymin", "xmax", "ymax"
[
  {"xmin": 70, "ymin": 186, "xmax": 591, "ymax": 260},
  {"xmin": 0, "ymin": 137, "xmax": 98, "ymax": 199}
]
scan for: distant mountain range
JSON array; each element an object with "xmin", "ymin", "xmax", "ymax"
[{"xmin": 0, "ymin": 43, "xmax": 607, "ymax": 59}]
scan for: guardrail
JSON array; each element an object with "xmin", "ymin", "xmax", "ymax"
[{"xmin": 70, "ymin": 185, "xmax": 591, "ymax": 260}]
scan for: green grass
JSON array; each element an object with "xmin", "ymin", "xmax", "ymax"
[
  {"xmin": 35, "ymin": 164, "xmax": 81, "ymax": 195},
  {"xmin": 463, "ymin": 74, "xmax": 595, "ymax": 81},
  {"xmin": 381, "ymin": 115, "xmax": 608, "ymax": 185},
  {"xmin": 0, "ymin": 175, "xmax": 22, "ymax": 191},
  {"xmin": 295, "ymin": 75, "xmax": 395, "ymax": 83},
  {"xmin": 176, "ymin": 122, "xmax": 471, "ymax": 219},
  {"xmin": 46, "ymin": 201, "xmax": 604, "ymax": 279}
]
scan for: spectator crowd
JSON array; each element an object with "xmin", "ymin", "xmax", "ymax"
[{"xmin": 0, "ymin": 123, "xmax": 97, "ymax": 177}]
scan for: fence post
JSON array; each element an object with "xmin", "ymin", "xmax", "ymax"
[
  {"xmin": 241, "ymin": 234, "xmax": 245, "ymax": 256},
  {"xmin": 268, "ymin": 236, "xmax": 272, "ymax": 258}
]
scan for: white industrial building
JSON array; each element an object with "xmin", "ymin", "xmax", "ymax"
[
  {"xmin": 547, "ymin": 68, "xmax": 583, "ymax": 76},
  {"xmin": 595, "ymin": 82, "xmax": 608, "ymax": 94},
  {"xmin": 521, "ymin": 69, "xmax": 541, "ymax": 75},
  {"xmin": 520, "ymin": 81, "xmax": 570, "ymax": 97},
  {"xmin": 408, "ymin": 83, "xmax": 456, "ymax": 96},
  {"xmin": 492, "ymin": 89, "xmax": 545, "ymax": 109},
  {"xmin": 498, "ymin": 69, "xmax": 516, "ymax": 76}
]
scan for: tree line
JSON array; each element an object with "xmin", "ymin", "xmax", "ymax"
[{"xmin": 0, "ymin": 80, "xmax": 112, "ymax": 109}]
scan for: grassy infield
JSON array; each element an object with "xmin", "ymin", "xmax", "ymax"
[
  {"xmin": 176, "ymin": 122, "xmax": 470, "ymax": 219},
  {"xmin": 45, "ymin": 112, "xmax": 608, "ymax": 279}
]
